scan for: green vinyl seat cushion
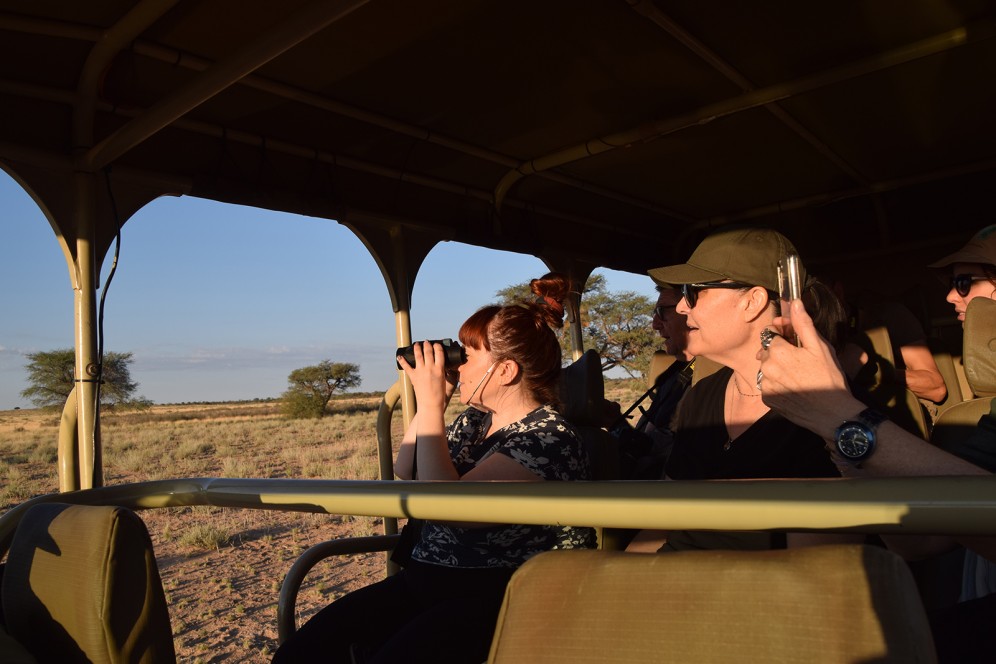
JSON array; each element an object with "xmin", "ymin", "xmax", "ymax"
[{"xmin": 1, "ymin": 503, "xmax": 175, "ymax": 663}]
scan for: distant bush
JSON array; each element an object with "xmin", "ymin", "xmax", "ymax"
[{"xmin": 281, "ymin": 392, "xmax": 327, "ymax": 419}]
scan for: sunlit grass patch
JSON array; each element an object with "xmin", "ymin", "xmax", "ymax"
[
  {"xmin": 179, "ymin": 523, "xmax": 231, "ymax": 551},
  {"xmin": 174, "ymin": 438, "xmax": 213, "ymax": 458},
  {"xmin": 0, "ymin": 465, "xmax": 33, "ymax": 505}
]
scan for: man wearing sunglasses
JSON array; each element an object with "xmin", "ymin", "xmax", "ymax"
[{"xmin": 602, "ymin": 286, "xmax": 693, "ymax": 479}]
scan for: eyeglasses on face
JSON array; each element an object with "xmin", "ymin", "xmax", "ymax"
[
  {"xmin": 680, "ymin": 281, "xmax": 753, "ymax": 308},
  {"xmin": 951, "ymin": 274, "xmax": 990, "ymax": 297},
  {"xmin": 653, "ymin": 305, "xmax": 676, "ymax": 319}
]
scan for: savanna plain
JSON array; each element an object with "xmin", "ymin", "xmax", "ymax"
[{"xmin": 0, "ymin": 381, "xmax": 642, "ymax": 662}]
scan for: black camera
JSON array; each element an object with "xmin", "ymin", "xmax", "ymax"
[{"xmin": 396, "ymin": 338, "xmax": 467, "ymax": 370}]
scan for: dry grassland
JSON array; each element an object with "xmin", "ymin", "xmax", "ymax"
[{"xmin": 0, "ymin": 380, "xmax": 643, "ymax": 663}]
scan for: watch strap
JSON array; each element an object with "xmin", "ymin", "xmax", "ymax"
[{"xmin": 856, "ymin": 407, "xmax": 887, "ymax": 429}]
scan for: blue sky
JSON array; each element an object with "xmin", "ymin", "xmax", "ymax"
[{"xmin": 0, "ymin": 170, "xmax": 654, "ymax": 409}]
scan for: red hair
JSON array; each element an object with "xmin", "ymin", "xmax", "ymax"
[{"xmin": 459, "ymin": 272, "xmax": 571, "ymax": 405}]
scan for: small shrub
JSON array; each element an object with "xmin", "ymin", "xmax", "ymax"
[
  {"xmin": 281, "ymin": 392, "xmax": 326, "ymax": 419},
  {"xmin": 0, "ymin": 467, "xmax": 33, "ymax": 505},
  {"xmin": 28, "ymin": 442, "xmax": 57, "ymax": 464},
  {"xmin": 221, "ymin": 457, "xmax": 253, "ymax": 478},
  {"xmin": 178, "ymin": 524, "xmax": 231, "ymax": 551},
  {"xmin": 115, "ymin": 446, "xmax": 162, "ymax": 474},
  {"xmin": 176, "ymin": 440, "xmax": 214, "ymax": 459}
]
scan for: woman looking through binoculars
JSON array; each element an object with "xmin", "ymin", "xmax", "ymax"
[{"xmin": 273, "ymin": 272, "xmax": 595, "ymax": 664}]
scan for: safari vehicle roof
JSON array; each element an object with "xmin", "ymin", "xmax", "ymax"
[{"xmin": 1, "ymin": 0, "xmax": 995, "ymax": 299}]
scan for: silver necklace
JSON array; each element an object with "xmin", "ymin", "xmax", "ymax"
[
  {"xmin": 725, "ymin": 374, "xmax": 761, "ymax": 451},
  {"xmin": 723, "ymin": 380, "xmax": 736, "ymax": 451},
  {"xmin": 732, "ymin": 373, "xmax": 760, "ymax": 398}
]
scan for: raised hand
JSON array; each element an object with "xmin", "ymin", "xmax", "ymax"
[{"xmin": 757, "ymin": 299, "xmax": 854, "ymax": 438}]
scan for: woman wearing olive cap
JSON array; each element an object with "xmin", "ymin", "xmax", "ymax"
[{"xmin": 628, "ymin": 227, "xmax": 848, "ymax": 553}]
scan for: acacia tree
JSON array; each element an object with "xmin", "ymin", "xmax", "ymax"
[
  {"xmin": 496, "ymin": 274, "xmax": 657, "ymax": 378},
  {"xmin": 281, "ymin": 360, "xmax": 362, "ymax": 418},
  {"xmin": 21, "ymin": 349, "xmax": 143, "ymax": 408}
]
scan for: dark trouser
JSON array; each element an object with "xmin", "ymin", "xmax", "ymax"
[
  {"xmin": 272, "ymin": 560, "xmax": 515, "ymax": 664},
  {"xmin": 929, "ymin": 591, "xmax": 996, "ymax": 663}
]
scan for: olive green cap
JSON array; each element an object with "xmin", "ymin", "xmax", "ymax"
[{"xmin": 648, "ymin": 227, "xmax": 804, "ymax": 292}]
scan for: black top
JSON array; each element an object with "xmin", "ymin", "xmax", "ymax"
[
  {"xmin": 663, "ymin": 367, "xmax": 839, "ymax": 552},
  {"xmin": 667, "ymin": 367, "xmax": 840, "ymax": 481}
]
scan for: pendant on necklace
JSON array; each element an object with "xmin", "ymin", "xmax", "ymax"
[{"xmin": 723, "ymin": 438, "xmax": 732, "ymax": 451}]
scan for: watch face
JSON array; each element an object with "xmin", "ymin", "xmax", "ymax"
[{"xmin": 836, "ymin": 423, "xmax": 872, "ymax": 459}]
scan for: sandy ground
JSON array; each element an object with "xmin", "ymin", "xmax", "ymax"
[
  {"xmin": 146, "ymin": 507, "xmax": 388, "ymax": 662},
  {"xmin": 0, "ymin": 406, "xmax": 394, "ymax": 663}
]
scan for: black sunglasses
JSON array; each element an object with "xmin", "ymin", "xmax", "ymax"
[
  {"xmin": 653, "ymin": 305, "xmax": 676, "ymax": 319},
  {"xmin": 680, "ymin": 282, "xmax": 752, "ymax": 308},
  {"xmin": 952, "ymin": 274, "xmax": 989, "ymax": 297}
]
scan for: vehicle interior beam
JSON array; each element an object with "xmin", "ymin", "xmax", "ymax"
[
  {"xmin": 686, "ymin": 154, "xmax": 996, "ymax": 243},
  {"xmin": 0, "ymin": 71, "xmax": 673, "ymax": 250},
  {"xmin": 492, "ymin": 21, "xmax": 989, "ymax": 210},
  {"xmin": 626, "ymin": 0, "xmax": 869, "ymax": 186},
  {"xmin": 82, "ymin": 0, "xmax": 372, "ymax": 172},
  {"xmin": 0, "ymin": 11, "xmax": 683, "ymax": 220}
]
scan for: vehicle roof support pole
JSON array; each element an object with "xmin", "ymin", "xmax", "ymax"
[
  {"xmin": 71, "ymin": 170, "xmax": 102, "ymax": 489},
  {"xmin": 58, "ymin": 387, "xmax": 79, "ymax": 492},
  {"xmin": 340, "ymin": 216, "xmax": 441, "ymax": 429},
  {"xmin": 541, "ymin": 255, "xmax": 596, "ymax": 362},
  {"xmin": 566, "ymin": 295, "xmax": 584, "ymax": 363},
  {"xmin": 58, "ymin": 0, "xmax": 182, "ymax": 488},
  {"xmin": 394, "ymin": 308, "xmax": 415, "ymax": 430}
]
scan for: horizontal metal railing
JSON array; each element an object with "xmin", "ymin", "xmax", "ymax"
[{"xmin": 4, "ymin": 475, "xmax": 996, "ymax": 552}]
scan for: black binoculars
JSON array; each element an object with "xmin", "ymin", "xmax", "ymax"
[{"xmin": 396, "ymin": 339, "xmax": 467, "ymax": 370}]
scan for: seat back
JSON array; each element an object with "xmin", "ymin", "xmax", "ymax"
[
  {"xmin": 855, "ymin": 324, "xmax": 896, "ymax": 390},
  {"xmin": 929, "ymin": 345, "xmax": 964, "ymax": 420},
  {"xmin": 558, "ymin": 349, "xmax": 618, "ymax": 480},
  {"xmin": 932, "ymin": 298, "xmax": 996, "ymax": 448},
  {"xmin": 1, "ymin": 503, "xmax": 175, "ymax": 663},
  {"xmin": 646, "ymin": 351, "xmax": 675, "ymax": 388},
  {"xmin": 963, "ymin": 297, "xmax": 996, "ymax": 398},
  {"xmin": 488, "ymin": 546, "xmax": 936, "ymax": 663},
  {"xmin": 690, "ymin": 355, "xmax": 723, "ymax": 386},
  {"xmin": 851, "ymin": 325, "xmax": 930, "ymax": 438}
]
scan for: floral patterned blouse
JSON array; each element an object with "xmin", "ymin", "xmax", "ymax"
[{"xmin": 412, "ymin": 404, "xmax": 596, "ymax": 569}]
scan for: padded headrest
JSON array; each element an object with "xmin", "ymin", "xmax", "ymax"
[
  {"xmin": 558, "ymin": 349, "xmax": 604, "ymax": 427},
  {"xmin": 964, "ymin": 297, "xmax": 996, "ymax": 397},
  {"xmin": 1, "ymin": 503, "xmax": 175, "ymax": 663}
]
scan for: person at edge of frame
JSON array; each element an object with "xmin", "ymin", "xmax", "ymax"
[{"xmin": 758, "ymin": 224, "xmax": 996, "ymax": 663}]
